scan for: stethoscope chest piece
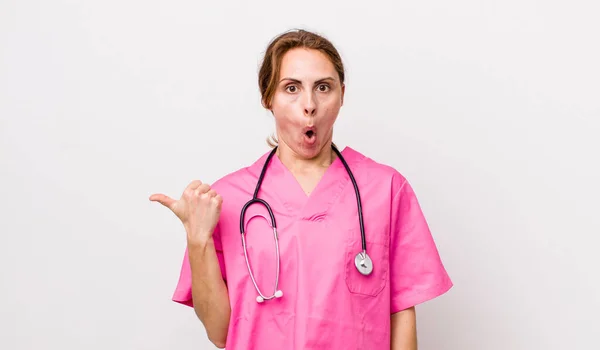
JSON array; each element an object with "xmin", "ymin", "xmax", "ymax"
[{"xmin": 354, "ymin": 251, "xmax": 373, "ymax": 276}]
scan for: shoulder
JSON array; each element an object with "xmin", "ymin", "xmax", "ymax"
[
  {"xmin": 206, "ymin": 150, "xmax": 271, "ymax": 195},
  {"xmin": 343, "ymin": 146, "xmax": 408, "ymax": 195}
]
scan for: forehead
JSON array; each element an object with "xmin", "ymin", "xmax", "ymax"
[{"xmin": 279, "ymin": 48, "xmax": 337, "ymax": 80}]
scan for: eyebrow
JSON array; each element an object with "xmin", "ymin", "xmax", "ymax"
[{"xmin": 279, "ymin": 77, "xmax": 336, "ymax": 84}]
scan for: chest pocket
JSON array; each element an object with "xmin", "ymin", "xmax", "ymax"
[{"xmin": 344, "ymin": 227, "xmax": 389, "ymax": 297}]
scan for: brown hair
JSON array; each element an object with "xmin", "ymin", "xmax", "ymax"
[{"xmin": 258, "ymin": 29, "xmax": 345, "ymax": 147}]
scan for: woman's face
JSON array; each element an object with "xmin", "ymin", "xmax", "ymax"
[{"xmin": 270, "ymin": 48, "xmax": 345, "ymax": 159}]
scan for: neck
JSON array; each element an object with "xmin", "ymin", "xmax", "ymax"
[{"xmin": 276, "ymin": 141, "xmax": 336, "ymax": 174}]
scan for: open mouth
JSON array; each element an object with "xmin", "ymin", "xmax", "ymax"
[{"xmin": 303, "ymin": 128, "xmax": 317, "ymax": 144}]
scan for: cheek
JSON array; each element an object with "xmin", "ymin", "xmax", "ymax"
[
  {"xmin": 272, "ymin": 96, "xmax": 301, "ymax": 122},
  {"xmin": 271, "ymin": 107, "xmax": 297, "ymax": 134},
  {"xmin": 321, "ymin": 99, "xmax": 341, "ymax": 119},
  {"xmin": 272, "ymin": 92, "xmax": 299, "ymax": 108},
  {"xmin": 318, "ymin": 93, "xmax": 341, "ymax": 108}
]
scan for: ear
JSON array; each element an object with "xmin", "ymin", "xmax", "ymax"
[{"xmin": 261, "ymin": 99, "xmax": 274, "ymax": 113}]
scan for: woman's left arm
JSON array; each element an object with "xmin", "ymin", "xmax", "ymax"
[{"xmin": 391, "ymin": 306, "xmax": 417, "ymax": 350}]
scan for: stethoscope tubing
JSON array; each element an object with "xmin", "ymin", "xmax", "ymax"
[
  {"xmin": 239, "ymin": 144, "xmax": 368, "ymax": 302},
  {"xmin": 331, "ymin": 145, "xmax": 367, "ymax": 253}
]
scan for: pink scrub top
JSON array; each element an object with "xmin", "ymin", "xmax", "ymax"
[{"xmin": 172, "ymin": 146, "xmax": 453, "ymax": 349}]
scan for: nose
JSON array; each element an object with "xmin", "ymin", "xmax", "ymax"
[{"xmin": 303, "ymin": 91, "xmax": 317, "ymax": 117}]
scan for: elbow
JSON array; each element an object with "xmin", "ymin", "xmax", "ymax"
[
  {"xmin": 206, "ymin": 324, "xmax": 228, "ymax": 349},
  {"xmin": 193, "ymin": 299, "xmax": 230, "ymax": 348},
  {"xmin": 209, "ymin": 336, "xmax": 226, "ymax": 349},
  {"xmin": 200, "ymin": 315, "xmax": 228, "ymax": 348}
]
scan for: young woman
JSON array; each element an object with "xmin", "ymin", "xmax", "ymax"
[{"xmin": 150, "ymin": 29, "xmax": 452, "ymax": 350}]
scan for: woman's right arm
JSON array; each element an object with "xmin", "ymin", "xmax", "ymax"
[
  {"xmin": 150, "ymin": 180, "xmax": 231, "ymax": 348},
  {"xmin": 188, "ymin": 236, "xmax": 231, "ymax": 349}
]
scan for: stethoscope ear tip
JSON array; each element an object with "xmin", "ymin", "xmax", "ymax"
[{"xmin": 255, "ymin": 290, "xmax": 283, "ymax": 303}]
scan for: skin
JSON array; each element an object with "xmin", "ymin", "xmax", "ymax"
[
  {"xmin": 270, "ymin": 47, "xmax": 418, "ymax": 349},
  {"xmin": 392, "ymin": 307, "xmax": 418, "ymax": 349},
  {"xmin": 269, "ymin": 48, "xmax": 344, "ymax": 196}
]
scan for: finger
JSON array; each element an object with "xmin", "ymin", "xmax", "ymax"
[
  {"xmin": 149, "ymin": 193, "xmax": 176, "ymax": 209},
  {"xmin": 211, "ymin": 194, "xmax": 223, "ymax": 207},
  {"xmin": 206, "ymin": 189, "xmax": 217, "ymax": 198},
  {"xmin": 194, "ymin": 183, "xmax": 211, "ymax": 196},
  {"xmin": 184, "ymin": 181, "xmax": 205, "ymax": 197},
  {"xmin": 184, "ymin": 180, "xmax": 203, "ymax": 192}
]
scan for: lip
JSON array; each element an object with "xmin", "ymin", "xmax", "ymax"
[
  {"xmin": 302, "ymin": 126, "xmax": 316, "ymax": 134},
  {"xmin": 302, "ymin": 126, "xmax": 317, "ymax": 145}
]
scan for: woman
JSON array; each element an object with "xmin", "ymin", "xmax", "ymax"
[{"xmin": 150, "ymin": 29, "xmax": 452, "ymax": 350}]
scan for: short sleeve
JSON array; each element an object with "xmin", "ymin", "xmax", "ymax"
[
  {"xmin": 389, "ymin": 179, "xmax": 453, "ymax": 313},
  {"xmin": 171, "ymin": 225, "xmax": 227, "ymax": 307}
]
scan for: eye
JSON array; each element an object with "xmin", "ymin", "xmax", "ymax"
[
  {"xmin": 285, "ymin": 85, "xmax": 298, "ymax": 93},
  {"xmin": 317, "ymin": 84, "xmax": 330, "ymax": 92}
]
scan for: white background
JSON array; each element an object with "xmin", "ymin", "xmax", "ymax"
[{"xmin": 1, "ymin": 0, "xmax": 599, "ymax": 349}]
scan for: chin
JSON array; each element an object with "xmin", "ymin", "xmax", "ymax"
[{"xmin": 298, "ymin": 140, "xmax": 326, "ymax": 158}]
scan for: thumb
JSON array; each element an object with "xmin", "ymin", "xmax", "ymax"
[{"xmin": 149, "ymin": 193, "xmax": 177, "ymax": 210}]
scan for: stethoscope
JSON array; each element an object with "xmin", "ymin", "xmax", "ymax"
[{"xmin": 239, "ymin": 144, "xmax": 372, "ymax": 303}]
